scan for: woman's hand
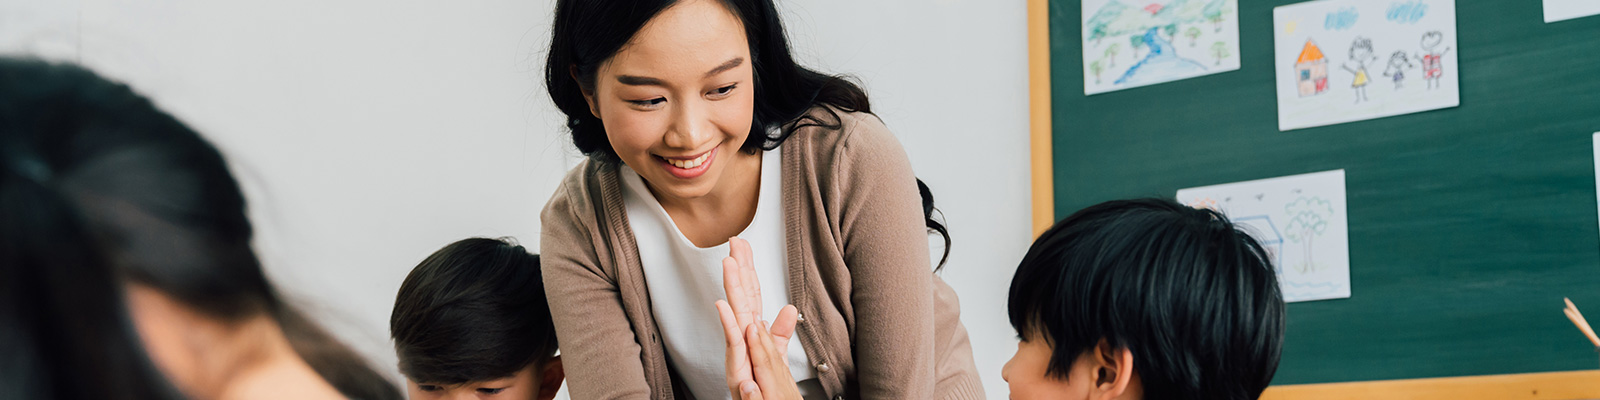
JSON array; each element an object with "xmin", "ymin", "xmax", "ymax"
[
  {"xmin": 735, "ymin": 320, "xmax": 804, "ymax": 400},
  {"xmin": 715, "ymin": 237, "xmax": 799, "ymax": 400}
]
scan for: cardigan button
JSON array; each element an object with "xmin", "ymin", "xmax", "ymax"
[
  {"xmin": 797, "ymin": 313, "xmax": 805, "ymax": 322},
  {"xmin": 816, "ymin": 363, "xmax": 831, "ymax": 373}
]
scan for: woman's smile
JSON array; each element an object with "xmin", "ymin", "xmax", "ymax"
[{"xmin": 655, "ymin": 147, "xmax": 717, "ymax": 180}]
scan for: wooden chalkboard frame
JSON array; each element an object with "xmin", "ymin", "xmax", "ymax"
[{"xmin": 1027, "ymin": 0, "xmax": 1600, "ymax": 394}]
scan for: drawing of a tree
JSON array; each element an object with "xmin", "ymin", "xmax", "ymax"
[
  {"xmin": 1090, "ymin": 60, "xmax": 1105, "ymax": 83},
  {"xmin": 1210, "ymin": 41, "xmax": 1230, "ymax": 65},
  {"xmin": 1104, "ymin": 44, "xmax": 1121, "ymax": 67},
  {"xmin": 1284, "ymin": 196, "xmax": 1333, "ymax": 273},
  {"xmin": 1163, "ymin": 23, "xmax": 1179, "ymax": 40},
  {"xmin": 1185, "ymin": 26, "xmax": 1202, "ymax": 46},
  {"xmin": 1203, "ymin": 0, "xmax": 1228, "ymax": 32},
  {"xmin": 1130, "ymin": 34, "xmax": 1146, "ymax": 60}
]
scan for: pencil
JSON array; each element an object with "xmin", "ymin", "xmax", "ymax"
[{"xmin": 1564, "ymin": 303, "xmax": 1600, "ymax": 348}]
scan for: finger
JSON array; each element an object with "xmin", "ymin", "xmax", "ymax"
[
  {"xmin": 769, "ymin": 305, "xmax": 798, "ymax": 359},
  {"xmin": 717, "ymin": 300, "xmax": 752, "ymax": 391},
  {"xmin": 757, "ymin": 323, "xmax": 795, "ymax": 382},
  {"xmin": 739, "ymin": 380, "xmax": 763, "ymax": 400},
  {"xmin": 730, "ymin": 237, "xmax": 763, "ymax": 319},
  {"xmin": 748, "ymin": 322, "xmax": 795, "ymax": 386},
  {"xmin": 722, "ymin": 255, "xmax": 754, "ymax": 328},
  {"xmin": 716, "ymin": 300, "xmax": 744, "ymax": 350}
]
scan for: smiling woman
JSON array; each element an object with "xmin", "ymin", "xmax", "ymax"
[{"xmin": 538, "ymin": 0, "xmax": 982, "ymax": 399}]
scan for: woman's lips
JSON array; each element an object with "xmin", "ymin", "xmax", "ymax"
[{"xmin": 656, "ymin": 147, "xmax": 716, "ymax": 180}]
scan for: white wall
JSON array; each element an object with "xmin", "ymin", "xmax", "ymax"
[{"xmin": 1, "ymin": 1, "xmax": 1030, "ymax": 399}]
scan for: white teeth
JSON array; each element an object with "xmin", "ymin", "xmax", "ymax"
[{"xmin": 666, "ymin": 152, "xmax": 710, "ymax": 169}]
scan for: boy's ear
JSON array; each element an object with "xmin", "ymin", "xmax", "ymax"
[
  {"xmin": 1091, "ymin": 339, "xmax": 1138, "ymax": 400},
  {"xmin": 536, "ymin": 355, "xmax": 565, "ymax": 400}
]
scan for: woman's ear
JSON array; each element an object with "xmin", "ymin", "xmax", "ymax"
[
  {"xmin": 570, "ymin": 66, "xmax": 600, "ymax": 118},
  {"xmin": 1091, "ymin": 340, "xmax": 1138, "ymax": 400}
]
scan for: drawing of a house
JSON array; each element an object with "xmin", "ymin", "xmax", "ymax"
[
  {"xmin": 1232, "ymin": 215, "xmax": 1284, "ymax": 272},
  {"xmin": 1295, "ymin": 39, "xmax": 1328, "ymax": 97}
]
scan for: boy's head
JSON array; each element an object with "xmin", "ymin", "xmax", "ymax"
[
  {"xmin": 390, "ymin": 238, "xmax": 561, "ymax": 400},
  {"xmin": 1002, "ymin": 199, "xmax": 1285, "ymax": 400}
]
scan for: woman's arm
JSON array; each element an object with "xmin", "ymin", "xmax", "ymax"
[
  {"xmin": 832, "ymin": 116, "xmax": 938, "ymax": 398},
  {"xmin": 541, "ymin": 186, "xmax": 652, "ymax": 399}
]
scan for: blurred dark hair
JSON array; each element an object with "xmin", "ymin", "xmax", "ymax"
[
  {"xmin": 0, "ymin": 58, "xmax": 399, "ymax": 400},
  {"xmin": 0, "ymin": 67, "xmax": 179, "ymax": 399},
  {"xmin": 391, "ymin": 237, "xmax": 558, "ymax": 384},
  {"xmin": 544, "ymin": 0, "xmax": 950, "ymax": 268},
  {"xmin": 1007, "ymin": 198, "xmax": 1286, "ymax": 400}
]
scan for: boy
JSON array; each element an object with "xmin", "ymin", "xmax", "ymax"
[
  {"xmin": 1000, "ymin": 198, "xmax": 1285, "ymax": 399},
  {"xmin": 721, "ymin": 198, "xmax": 1285, "ymax": 400},
  {"xmin": 391, "ymin": 238, "xmax": 563, "ymax": 400}
]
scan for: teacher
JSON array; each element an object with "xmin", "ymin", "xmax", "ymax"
[{"xmin": 538, "ymin": 0, "xmax": 983, "ymax": 399}]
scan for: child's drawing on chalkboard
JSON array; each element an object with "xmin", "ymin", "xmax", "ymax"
[
  {"xmin": 1416, "ymin": 30, "xmax": 1450, "ymax": 90},
  {"xmin": 1284, "ymin": 196, "xmax": 1334, "ymax": 273},
  {"xmin": 1340, "ymin": 37, "xmax": 1378, "ymax": 103},
  {"xmin": 1272, "ymin": 0, "xmax": 1459, "ymax": 131},
  {"xmin": 1177, "ymin": 170, "xmax": 1351, "ymax": 302},
  {"xmin": 1382, "ymin": 50, "xmax": 1414, "ymax": 89},
  {"xmin": 1081, "ymin": 0, "xmax": 1240, "ymax": 95}
]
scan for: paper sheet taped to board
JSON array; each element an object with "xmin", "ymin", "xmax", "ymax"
[{"xmin": 1178, "ymin": 170, "xmax": 1351, "ymax": 303}]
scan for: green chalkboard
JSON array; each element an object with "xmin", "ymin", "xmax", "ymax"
[{"xmin": 1049, "ymin": 0, "xmax": 1600, "ymax": 385}]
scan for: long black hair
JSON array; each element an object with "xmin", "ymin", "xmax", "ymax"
[
  {"xmin": 0, "ymin": 58, "xmax": 400, "ymax": 400},
  {"xmin": 544, "ymin": 0, "xmax": 951, "ymax": 268}
]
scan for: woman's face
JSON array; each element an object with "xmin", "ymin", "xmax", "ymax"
[{"xmin": 582, "ymin": 0, "xmax": 756, "ymax": 202}]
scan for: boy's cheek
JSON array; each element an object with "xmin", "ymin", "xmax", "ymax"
[{"xmin": 1005, "ymin": 341, "xmax": 1088, "ymax": 400}]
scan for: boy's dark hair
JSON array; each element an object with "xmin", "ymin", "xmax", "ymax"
[
  {"xmin": 390, "ymin": 237, "xmax": 558, "ymax": 384},
  {"xmin": 1007, "ymin": 198, "xmax": 1286, "ymax": 400}
]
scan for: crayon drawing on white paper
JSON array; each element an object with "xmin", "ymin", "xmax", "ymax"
[
  {"xmin": 1273, "ymin": 0, "xmax": 1459, "ymax": 131},
  {"xmin": 1082, "ymin": 0, "xmax": 1240, "ymax": 95},
  {"xmin": 1178, "ymin": 170, "xmax": 1351, "ymax": 302}
]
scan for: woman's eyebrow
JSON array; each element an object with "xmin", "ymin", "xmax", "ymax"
[
  {"xmin": 704, "ymin": 57, "xmax": 744, "ymax": 78},
  {"xmin": 615, "ymin": 57, "xmax": 743, "ymax": 86}
]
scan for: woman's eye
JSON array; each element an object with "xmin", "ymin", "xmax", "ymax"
[
  {"xmin": 418, "ymin": 385, "xmax": 443, "ymax": 392},
  {"xmin": 708, "ymin": 84, "xmax": 737, "ymax": 98},
  {"xmin": 477, "ymin": 388, "xmax": 507, "ymax": 395},
  {"xmin": 629, "ymin": 98, "xmax": 666, "ymax": 107}
]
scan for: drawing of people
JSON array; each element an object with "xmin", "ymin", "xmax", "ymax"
[
  {"xmin": 1417, "ymin": 31, "xmax": 1450, "ymax": 90},
  {"xmin": 1382, "ymin": 50, "xmax": 1414, "ymax": 90},
  {"xmin": 1340, "ymin": 36, "xmax": 1377, "ymax": 103}
]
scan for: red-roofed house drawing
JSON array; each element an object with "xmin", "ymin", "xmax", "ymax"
[{"xmin": 1296, "ymin": 39, "xmax": 1328, "ymax": 97}]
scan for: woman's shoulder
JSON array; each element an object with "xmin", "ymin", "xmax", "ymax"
[
  {"xmin": 541, "ymin": 157, "xmax": 613, "ymax": 226},
  {"xmin": 788, "ymin": 105, "xmax": 906, "ymax": 165}
]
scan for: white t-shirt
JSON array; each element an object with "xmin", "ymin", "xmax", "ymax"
[{"xmin": 619, "ymin": 149, "xmax": 821, "ymax": 400}]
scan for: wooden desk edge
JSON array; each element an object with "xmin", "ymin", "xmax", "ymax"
[{"xmin": 1262, "ymin": 370, "xmax": 1600, "ymax": 399}]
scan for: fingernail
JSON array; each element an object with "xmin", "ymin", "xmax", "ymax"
[{"xmin": 741, "ymin": 381, "xmax": 757, "ymax": 394}]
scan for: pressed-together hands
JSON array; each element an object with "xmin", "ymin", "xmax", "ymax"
[{"xmin": 715, "ymin": 237, "xmax": 804, "ymax": 400}]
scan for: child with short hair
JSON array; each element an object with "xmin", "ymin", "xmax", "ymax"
[
  {"xmin": 1001, "ymin": 198, "xmax": 1286, "ymax": 399},
  {"xmin": 722, "ymin": 198, "xmax": 1286, "ymax": 400},
  {"xmin": 390, "ymin": 238, "xmax": 563, "ymax": 400}
]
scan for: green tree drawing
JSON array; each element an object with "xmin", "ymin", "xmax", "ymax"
[
  {"xmin": 1090, "ymin": 60, "xmax": 1105, "ymax": 84},
  {"xmin": 1104, "ymin": 43, "xmax": 1121, "ymax": 68},
  {"xmin": 1185, "ymin": 26, "xmax": 1202, "ymax": 47},
  {"xmin": 1284, "ymin": 196, "xmax": 1334, "ymax": 273},
  {"xmin": 1210, "ymin": 41, "xmax": 1230, "ymax": 65},
  {"xmin": 1203, "ymin": 0, "xmax": 1229, "ymax": 32},
  {"xmin": 1163, "ymin": 24, "xmax": 1179, "ymax": 40},
  {"xmin": 1130, "ymin": 34, "xmax": 1147, "ymax": 60}
]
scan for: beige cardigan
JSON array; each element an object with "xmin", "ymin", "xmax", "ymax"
[{"xmin": 540, "ymin": 107, "xmax": 983, "ymax": 400}]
